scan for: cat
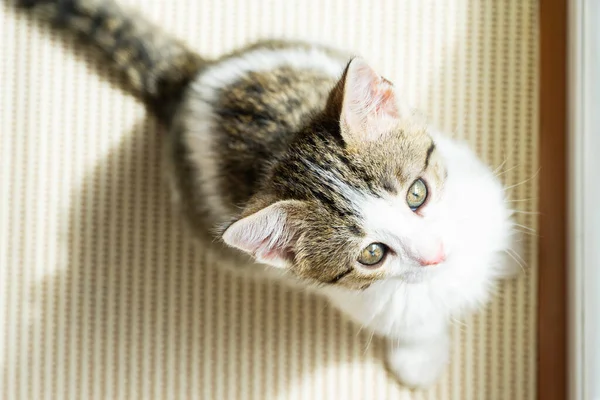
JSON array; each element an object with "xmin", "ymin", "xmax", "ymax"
[{"xmin": 19, "ymin": 0, "xmax": 521, "ymax": 388}]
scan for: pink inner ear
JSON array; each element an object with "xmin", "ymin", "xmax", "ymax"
[
  {"xmin": 342, "ymin": 58, "xmax": 400, "ymax": 139},
  {"xmin": 254, "ymin": 236, "xmax": 291, "ymax": 262},
  {"xmin": 221, "ymin": 201, "xmax": 302, "ymax": 268},
  {"xmin": 371, "ymin": 83, "xmax": 399, "ymax": 118}
]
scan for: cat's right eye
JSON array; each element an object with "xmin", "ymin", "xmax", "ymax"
[
  {"xmin": 406, "ymin": 178, "xmax": 428, "ymax": 210},
  {"xmin": 357, "ymin": 243, "xmax": 388, "ymax": 266}
]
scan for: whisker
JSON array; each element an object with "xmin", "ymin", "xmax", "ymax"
[
  {"xmin": 363, "ymin": 330, "xmax": 376, "ymax": 355},
  {"xmin": 495, "ymin": 164, "xmax": 519, "ymax": 178},
  {"xmin": 356, "ymin": 315, "xmax": 377, "ymax": 337},
  {"xmin": 511, "ymin": 229, "xmax": 540, "ymax": 238},
  {"xmin": 450, "ymin": 317, "xmax": 468, "ymax": 327},
  {"xmin": 508, "ymin": 247, "xmax": 528, "ymax": 266},
  {"xmin": 492, "ymin": 157, "xmax": 509, "ymax": 175},
  {"xmin": 513, "ymin": 223, "xmax": 537, "ymax": 233},
  {"xmin": 503, "ymin": 168, "xmax": 541, "ymax": 191},
  {"xmin": 506, "ymin": 197, "xmax": 537, "ymax": 203},
  {"xmin": 511, "ymin": 210, "xmax": 541, "ymax": 215},
  {"xmin": 356, "ymin": 324, "xmax": 366, "ymax": 337},
  {"xmin": 317, "ymin": 303, "xmax": 329, "ymax": 316},
  {"xmin": 504, "ymin": 249, "xmax": 526, "ymax": 273},
  {"xmin": 449, "ymin": 317, "xmax": 468, "ymax": 333}
]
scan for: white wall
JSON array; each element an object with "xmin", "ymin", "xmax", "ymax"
[{"xmin": 569, "ymin": 1, "xmax": 600, "ymax": 399}]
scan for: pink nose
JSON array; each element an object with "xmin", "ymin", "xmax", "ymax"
[{"xmin": 418, "ymin": 246, "xmax": 446, "ymax": 267}]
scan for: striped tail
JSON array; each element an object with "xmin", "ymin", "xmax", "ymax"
[{"xmin": 19, "ymin": 0, "xmax": 206, "ymax": 121}]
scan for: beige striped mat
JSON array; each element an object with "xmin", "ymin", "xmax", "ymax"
[{"xmin": 1, "ymin": 0, "xmax": 538, "ymax": 398}]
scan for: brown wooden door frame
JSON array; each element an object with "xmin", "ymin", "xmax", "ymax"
[{"xmin": 539, "ymin": 0, "xmax": 568, "ymax": 399}]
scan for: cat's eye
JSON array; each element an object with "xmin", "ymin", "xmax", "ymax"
[
  {"xmin": 406, "ymin": 178, "xmax": 428, "ymax": 210},
  {"xmin": 357, "ymin": 243, "xmax": 387, "ymax": 266}
]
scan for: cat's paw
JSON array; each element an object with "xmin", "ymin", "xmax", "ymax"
[{"xmin": 385, "ymin": 337, "xmax": 449, "ymax": 389}]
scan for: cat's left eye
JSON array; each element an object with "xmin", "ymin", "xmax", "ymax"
[
  {"xmin": 357, "ymin": 243, "xmax": 387, "ymax": 266},
  {"xmin": 406, "ymin": 178, "xmax": 428, "ymax": 211}
]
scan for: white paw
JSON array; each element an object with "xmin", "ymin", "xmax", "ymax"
[{"xmin": 385, "ymin": 337, "xmax": 449, "ymax": 389}]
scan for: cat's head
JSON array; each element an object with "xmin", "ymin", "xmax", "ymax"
[{"xmin": 220, "ymin": 58, "xmax": 516, "ymax": 290}]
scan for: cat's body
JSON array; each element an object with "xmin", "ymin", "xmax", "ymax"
[
  {"xmin": 170, "ymin": 41, "xmax": 349, "ymax": 232},
  {"xmin": 20, "ymin": 0, "xmax": 520, "ymax": 388}
]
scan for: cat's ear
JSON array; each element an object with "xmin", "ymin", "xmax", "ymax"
[
  {"xmin": 221, "ymin": 200, "xmax": 304, "ymax": 268},
  {"xmin": 329, "ymin": 58, "xmax": 402, "ymax": 144}
]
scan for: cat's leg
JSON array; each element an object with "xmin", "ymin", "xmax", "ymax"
[
  {"xmin": 385, "ymin": 320, "xmax": 450, "ymax": 389},
  {"xmin": 322, "ymin": 285, "xmax": 450, "ymax": 388}
]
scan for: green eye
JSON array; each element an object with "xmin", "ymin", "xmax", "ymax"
[
  {"xmin": 357, "ymin": 243, "xmax": 387, "ymax": 266},
  {"xmin": 406, "ymin": 178, "xmax": 428, "ymax": 210}
]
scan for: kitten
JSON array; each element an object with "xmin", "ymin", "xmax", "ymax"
[{"xmin": 20, "ymin": 0, "xmax": 520, "ymax": 388}]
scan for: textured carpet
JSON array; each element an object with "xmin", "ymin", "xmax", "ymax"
[{"xmin": 0, "ymin": 1, "xmax": 538, "ymax": 398}]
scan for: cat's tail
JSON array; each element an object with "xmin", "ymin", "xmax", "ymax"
[{"xmin": 18, "ymin": 0, "xmax": 206, "ymax": 121}]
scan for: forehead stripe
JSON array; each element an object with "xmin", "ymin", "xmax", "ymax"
[{"xmin": 424, "ymin": 141, "xmax": 435, "ymax": 169}]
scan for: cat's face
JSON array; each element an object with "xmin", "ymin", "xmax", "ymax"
[{"xmin": 222, "ymin": 58, "xmax": 514, "ymax": 289}]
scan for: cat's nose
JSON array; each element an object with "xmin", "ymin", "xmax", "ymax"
[{"xmin": 417, "ymin": 245, "xmax": 446, "ymax": 266}]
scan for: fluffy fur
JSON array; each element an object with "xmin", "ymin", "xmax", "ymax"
[{"xmin": 19, "ymin": 0, "xmax": 520, "ymax": 388}]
